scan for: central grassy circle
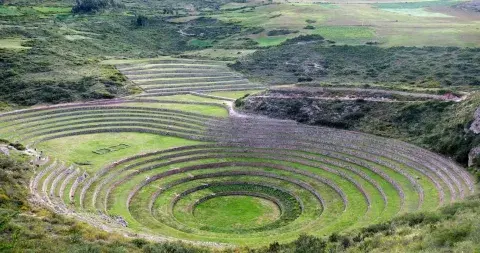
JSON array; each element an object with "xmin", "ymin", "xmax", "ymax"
[{"xmin": 193, "ymin": 195, "xmax": 281, "ymax": 230}]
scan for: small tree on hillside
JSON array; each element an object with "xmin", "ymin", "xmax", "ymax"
[
  {"xmin": 135, "ymin": 15, "xmax": 148, "ymax": 27},
  {"xmin": 72, "ymin": 0, "xmax": 120, "ymax": 13}
]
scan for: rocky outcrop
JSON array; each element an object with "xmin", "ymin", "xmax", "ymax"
[
  {"xmin": 470, "ymin": 107, "xmax": 480, "ymax": 134},
  {"xmin": 0, "ymin": 146, "xmax": 9, "ymax": 156},
  {"xmin": 468, "ymin": 147, "xmax": 480, "ymax": 167}
]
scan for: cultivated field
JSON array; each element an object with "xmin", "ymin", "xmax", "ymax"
[
  {"xmin": 209, "ymin": 1, "xmax": 480, "ymax": 47},
  {"xmin": 0, "ymin": 58, "xmax": 475, "ymax": 247}
]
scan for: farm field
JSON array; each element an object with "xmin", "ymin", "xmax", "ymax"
[
  {"xmin": 0, "ymin": 58, "xmax": 475, "ymax": 247},
  {"xmin": 209, "ymin": 1, "xmax": 480, "ymax": 47}
]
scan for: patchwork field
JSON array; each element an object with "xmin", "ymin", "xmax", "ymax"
[
  {"xmin": 209, "ymin": 1, "xmax": 480, "ymax": 47},
  {"xmin": 0, "ymin": 58, "xmax": 475, "ymax": 247}
]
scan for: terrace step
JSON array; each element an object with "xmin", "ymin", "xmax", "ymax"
[
  {"xmin": 141, "ymin": 83, "xmax": 265, "ymax": 93},
  {"xmin": 135, "ymin": 76, "xmax": 247, "ymax": 85},
  {"xmin": 117, "ymin": 64, "xmax": 229, "ymax": 72},
  {"xmin": 126, "ymin": 72, "xmax": 240, "ymax": 80},
  {"xmin": 121, "ymin": 68, "xmax": 231, "ymax": 75},
  {"xmin": 142, "ymin": 80, "xmax": 252, "ymax": 90},
  {"xmin": 139, "ymin": 87, "xmax": 266, "ymax": 97}
]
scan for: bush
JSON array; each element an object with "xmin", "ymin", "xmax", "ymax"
[
  {"xmin": 10, "ymin": 143, "xmax": 25, "ymax": 151},
  {"xmin": 393, "ymin": 212, "xmax": 441, "ymax": 226},
  {"xmin": 135, "ymin": 15, "xmax": 148, "ymax": 27},
  {"xmin": 267, "ymin": 29, "xmax": 298, "ymax": 36},
  {"xmin": 430, "ymin": 225, "xmax": 472, "ymax": 247},
  {"xmin": 72, "ymin": 0, "xmax": 121, "ymax": 13},
  {"xmin": 267, "ymin": 242, "xmax": 280, "ymax": 252},
  {"xmin": 131, "ymin": 238, "xmax": 149, "ymax": 248},
  {"xmin": 304, "ymin": 25, "xmax": 315, "ymax": 30},
  {"xmin": 281, "ymin": 34, "xmax": 324, "ymax": 45},
  {"xmin": 294, "ymin": 234, "xmax": 327, "ymax": 253},
  {"xmin": 142, "ymin": 242, "xmax": 205, "ymax": 253}
]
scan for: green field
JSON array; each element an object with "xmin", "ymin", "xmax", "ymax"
[{"xmin": 192, "ymin": 195, "xmax": 281, "ymax": 230}]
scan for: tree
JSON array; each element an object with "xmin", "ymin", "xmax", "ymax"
[
  {"xmin": 135, "ymin": 15, "xmax": 148, "ymax": 27},
  {"xmin": 72, "ymin": 0, "xmax": 120, "ymax": 13}
]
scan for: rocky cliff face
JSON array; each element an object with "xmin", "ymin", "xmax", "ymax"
[
  {"xmin": 470, "ymin": 107, "xmax": 480, "ymax": 134},
  {"xmin": 468, "ymin": 146, "xmax": 480, "ymax": 167},
  {"xmin": 468, "ymin": 106, "xmax": 480, "ymax": 170}
]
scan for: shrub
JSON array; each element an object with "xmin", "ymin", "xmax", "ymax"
[
  {"xmin": 135, "ymin": 15, "xmax": 148, "ymax": 27},
  {"xmin": 328, "ymin": 232, "xmax": 340, "ymax": 242},
  {"xmin": 10, "ymin": 143, "xmax": 25, "ymax": 151},
  {"xmin": 72, "ymin": 0, "xmax": 121, "ymax": 13},
  {"xmin": 267, "ymin": 29, "xmax": 298, "ymax": 36},
  {"xmin": 281, "ymin": 34, "xmax": 324, "ymax": 45},
  {"xmin": 393, "ymin": 212, "xmax": 441, "ymax": 226},
  {"xmin": 361, "ymin": 223, "xmax": 392, "ymax": 235},
  {"xmin": 267, "ymin": 242, "xmax": 280, "ymax": 252},
  {"xmin": 248, "ymin": 27, "xmax": 265, "ymax": 34},
  {"xmin": 294, "ymin": 234, "xmax": 327, "ymax": 253},
  {"xmin": 304, "ymin": 25, "xmax": 315, "ymax": 30},
  {"xmin": 429, "ymin": 224, "xmax": 472, "ymax": 247},
  {"xmin": 297, "ymin": 77, "xmax": 313, "ymax": 82},
  {"xmin": 131, "ymin": 238, "xmax": 149, "ymax": 248},
  {"xmin": 142, "ymin": 242, "xmax": 205, "ymax": 253}
]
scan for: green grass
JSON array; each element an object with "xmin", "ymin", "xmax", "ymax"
[
  {"xmin": 32, "ymin": 7, "xmax": 71, "ymax": 14},
  {"xmin": 188, "ymin": 39, "xmax": 214, "ymax": 48},
  {"xmin": 157, "ymin": 94, "xmax": 227, "ymax": 103},
  {"xmin": 312, "ymin": 26, "xmax": 376, "ymax": 44},
  {"xmin": 0, "ymin": 38, "xmax": 30, "ymax": 50},
  {"xmin": 124, "ymin": 102, "xmax": 228, "ymax": 117},
  {"xmin": 0, "ymin": 6, "xmax": 22, "ymax": 16},
  {"xmin": 255, "ymin": 36, "xmax": 290, "ymax": 47},
  {"xmin": 193, "ymin": 195, "xmax": 281, "ymax": 230},
  {"xmin": 180, "ymin": 49, "xmax": 257, "ymax": 60},
  {"xmin": 36, "ymin": 133, "xmax": 200, "ymax": 173},
  {"xmin": 380, "ymin": 8, "xmax": 452, "ymax": 17},
  {"xmin": 208, "ymin": 90, "xmax": 263, "ymax": 99},
  {"xmin": 374, "ymin": 0, "xmax": 457, "ymax": 9}
]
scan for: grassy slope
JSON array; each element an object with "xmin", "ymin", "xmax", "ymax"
[
  {"xmin": 0, "ymin": 4, "xmax": 251, "ymax": 107},
  {"xmin": 231, "ymin": 41, "xmax": 480, "ymax": 88}
]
